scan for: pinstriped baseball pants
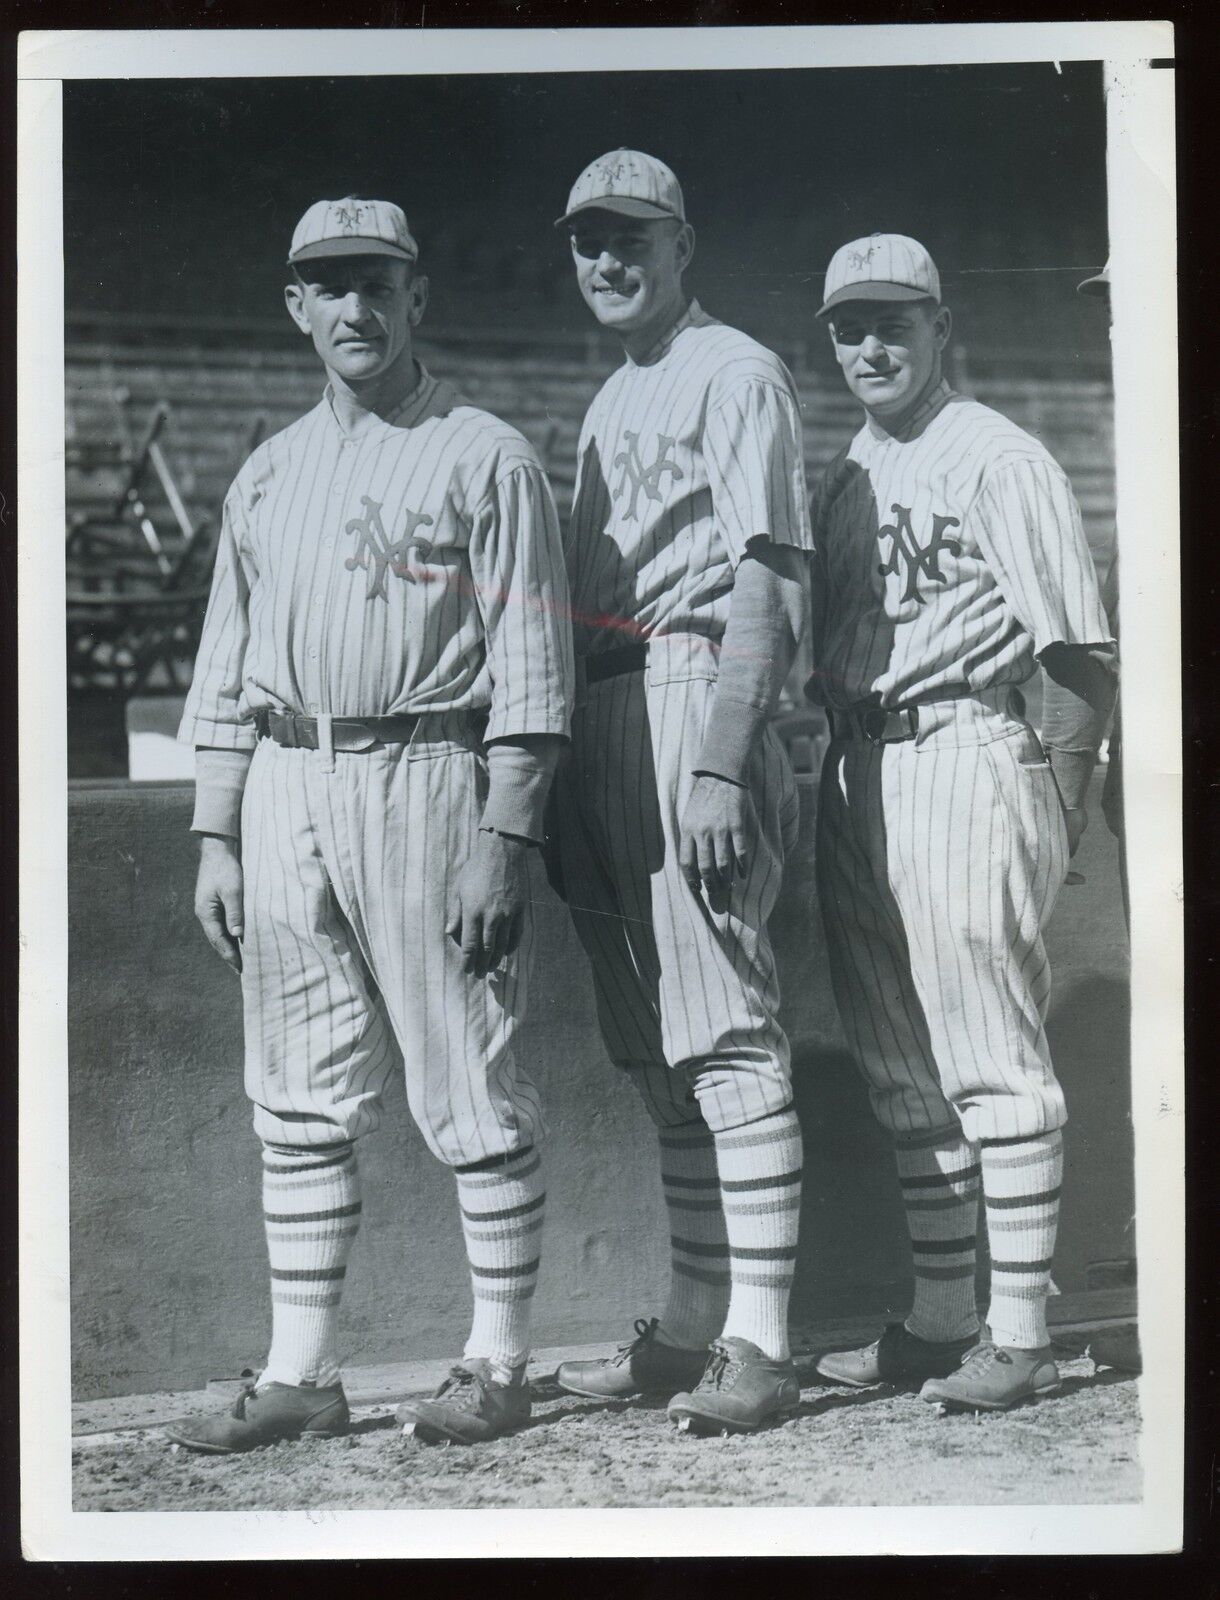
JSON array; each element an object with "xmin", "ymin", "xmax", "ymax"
[
  {"xmin": 239, "ymin": 728, "xmax": 544, "ymax": 1166},
  {"xmin": 816, "ymin": 698, "xmax": 1070, "ymax": 1144},
  {"xmin": 556, "ymin": 664, "xmax": 800, "ymax": 1134}
]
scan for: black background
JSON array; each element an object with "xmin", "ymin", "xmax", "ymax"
[{"xmin": 64, "ymin": 63, "xmax": 1109, "ymax": 364}]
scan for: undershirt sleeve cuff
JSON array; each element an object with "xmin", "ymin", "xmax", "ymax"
[
  {"xmin": 478, "ymin": 739, "xmax": 562, "ymax": 844},
  {"xmin": 191, "ymin": 747, "xmax": 252, "ymax": 838},
  {"xmin": 693, "ymin": 695, "xmax": 763, "ymax": 786}
]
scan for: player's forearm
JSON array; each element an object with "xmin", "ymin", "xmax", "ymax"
[
  {"xmin": 1040, "ymin": 642, "xmax": 1119, "ymax": 811},
  {"xmin": 192, "ymin": 746, "xmax": 253, "ymax": 838},
  {"xmin": 480, "ymin": 735, "xmax": 566, "ymax": 844},
  {"xmin": 694, "ymin": 543, "xmax": 810, "ymax": 785}
]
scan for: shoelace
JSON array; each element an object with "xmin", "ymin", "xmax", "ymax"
[
  {"xmin": 698, "ymin": 1342, "xmax": 740, "ymax": 1391},
  {"xmin": 228, "ymin": 1381, "xmax": 258, "ymax": 1420},
  {"xmin": 612, "ymin": 1317, "xmax": 660, "ymax": 1367},
  {"xmin": 437, "ymin": 1366, "xmax": 488, "ymax": 1411},
  {"xmin": 957, "ymin": 1342, "xmax": 1009, "ymax": 1375}
]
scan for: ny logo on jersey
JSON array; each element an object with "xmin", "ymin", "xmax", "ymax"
[
  {"xmin": 613, "ymin": 432, "xmax": 684, "ymax": 519},
  {"xmin": 877, "ymin": 503, "xmax": 962, "ymax": 604},
  {"xmin": 336, "ymin": 203, "xmax": 366, "ymax": 232},
  {"xmin": 345, "ymin": 495, "xmax": 435, "ymax": 601}
]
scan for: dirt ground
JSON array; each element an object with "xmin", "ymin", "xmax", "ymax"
[{"xmin": 73, "ymin": 1352, "xmax": 1140, "ymax": 1512}]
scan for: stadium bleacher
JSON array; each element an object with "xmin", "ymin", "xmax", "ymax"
[{"xmin": 65, "ymin": 314, "xmax": 1115, "ymax": 770}]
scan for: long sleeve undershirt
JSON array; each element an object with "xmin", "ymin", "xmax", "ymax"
[
  {"xmin": 1039, "ymin": 641, "xmax": 1119, "ymax": 810},
  {"xmin": 693, "ymin": 541, "xmax": 811, "ymax": 785}
]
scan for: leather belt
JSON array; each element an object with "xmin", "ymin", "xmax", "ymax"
[
  {"xmin": 828, "ymin": 705, "xmax": 920, "ymax": 745},
  {"xmin": 583, "ymin": 642, "xmax": 649, "ymax": 684},
  {"xmin": 254, "ymin": 708, "xmax": 427, "ymax": 751}
]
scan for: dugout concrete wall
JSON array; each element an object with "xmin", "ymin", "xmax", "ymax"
[{"xmin": 68, "ymin": 776, "xmax": 1134, "ymax": 1399}]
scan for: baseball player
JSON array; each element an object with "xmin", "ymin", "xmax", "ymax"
[
  {"xmin": 1052, "ymin": 260, "xmax": 1139, "ymax": 1380},
  {"xmin": 163, "ymin": 197, "xmax": 574, "ymax": 1453},
  {"xmin": 1044, "ymin": 261, "xmax": 1127, "ymax": 924},
  {"xmin": 808, "ymin": 235, "xmax": 1117, "ymax": 1411},
  {"xmin": 546, "ymin": 150, "xmax": 813, "ymax": 1435}
]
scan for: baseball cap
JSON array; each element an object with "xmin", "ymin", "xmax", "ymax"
[
  {"xmin": 289, "ymin": 197, "xmax": 419, "ymax": 266},
  {"xmin": 1077, "ymin": 260, "xmax": 1110, "ymax": 297},
  {"xmin": 555, "ymin": 149, "xmax": 685, "ymax": 230},
  {"xmin": 817, "ymin": 233, "xmax": 941, "ymax": 319}
]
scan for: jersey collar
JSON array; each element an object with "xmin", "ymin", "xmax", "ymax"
[
  {"xmin": 866, "ymin": 376, "xmax": 955, "ymax": 444},
  {"xmin": 323, "ymin": 360, "xmax": 439, "ymax": 439},
  {"xmin": 630, "ymin": 298, "xmax": 714, "ymax": 367}
]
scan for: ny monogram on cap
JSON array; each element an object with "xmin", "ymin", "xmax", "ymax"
[
  {"xmin": 557, "ymin": 149, "xmax": 686, "ymax": 228},
  {"xmin": 818, "ymin": 233, "xmax": 941, "ymax": 317},
  {"xmin": 289, "ymin": 197, "xmax": 420, "ymax": 265}
]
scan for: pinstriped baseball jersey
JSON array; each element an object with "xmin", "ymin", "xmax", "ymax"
[
  {"xmin": 566, "ymin": 300, "xmax": 813, "ymax": 658},
  {"xmin": 810, "ymin": 380, "xmax": 1112, "ymax": 710},
  {"xmin": 179, "ymin": 364, "xmax": 572, "ymax": 750}
]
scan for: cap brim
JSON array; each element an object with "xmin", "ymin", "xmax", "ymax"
[
  {"xmin": 817, "ymin": 282, "xmax": 939, "ymax": 318},
  {"xmin": 289, "ymin": 237, "xmax": 417, "ymax": 265},
  {"xmin": 1077, "ymin": 273, "xmax": 1109, "ymax": 298},
  {"xmin": 553, "ymin": 197, "xmax": 681, "ymax": 230}
]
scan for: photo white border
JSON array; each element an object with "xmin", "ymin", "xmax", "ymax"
[{"xmin": 19, "ymin": 20, "xmax": 1181, "ymax": 1560}]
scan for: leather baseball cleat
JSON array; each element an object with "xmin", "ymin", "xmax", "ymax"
[
  {"xmin": 920, "ymin": 1340, "xmax": 1061, "ymax": 1412},
  {"xmin": 396, "ymin": 1358, "xmax": 531, "ymax": 1444},
  {"xmin": 667, "ymin": 1337, "xmax": 801, "ymax": 1436},
  {"xmin": 815, "ymin": 1322, "xmax": 979, "ymax": 1388},
  {"xmin": 163, "ymin": 1379, "xmax": 350, "ymax": 1454},
  {"xmin": 555, "ymin": 1316, "xmax": 708, "ymax": 1399}
]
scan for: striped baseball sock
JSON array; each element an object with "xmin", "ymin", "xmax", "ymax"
[
  {"xmin": 656, "ymin": 1121, "xmax": 731, "ymax": 1349},
  {"xmin": 456, "ymin": 1145, "xmax": 546, "ymax": 1377},
  {"xmin": 260, "ymin": 1141, "xmax": 362, "ymax": 1389},
  {"xmin": 896, "ymin": 1128, "xmax": 982, "ymax": 1344},
  {"xmin": 715, "ymin": 1107, "xmax": 803, "ymax": 1361},
  {"xmin": 981, "ymin": 1130, "xmax": 1063, "ymax": 1350}
]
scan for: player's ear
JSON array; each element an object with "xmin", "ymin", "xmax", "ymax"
[
  {"xmin": 284, "ymin": 279, "xmax": 311, "ymax": 335},
  {"xmin": 932, "ymin": 305, "xmax": 953, "ymax": 349},
  {"xmin": 407, "ymin": 272, "xmax": 429, "ymax": 327},
  {"xmin": 674, "ymin": 222, "xmax": 696, "ymax": 273}
]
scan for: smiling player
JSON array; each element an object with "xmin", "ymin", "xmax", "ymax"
[
  {"xmin": 808, "ymin": 235, "xmax": 1117, "ymax": 1412},
  {"xmin": 547, "ymin": 150, "xmax": 813, "ymax": 1435},
  {"xmin": 164, "ymin": 197, "xmax": 573, "ymax": 1452}
]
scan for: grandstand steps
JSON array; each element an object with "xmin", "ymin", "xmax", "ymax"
[{"xmin": 65, "ymin": 336, "xmax": 1116, "ymax": 563}]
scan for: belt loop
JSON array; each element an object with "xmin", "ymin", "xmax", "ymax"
[{"xmin": 317, "ymin": 712, "xmax": 335, "ymax": 773}]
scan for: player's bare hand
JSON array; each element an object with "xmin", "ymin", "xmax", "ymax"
[
  {"xmin": 679, "ymin": 774, "xmax": 755, "ymax": 915},
  {"xmin": 447, "ymin": 830, "xmax": 530, "ymax": 978},
  {"xmin": 195, "ymin": 834, "xmax": 244, "ymax": 974},
  {"xmin": 1063, "ymin": 805, "xmax": 1088, "ymax": 858}
]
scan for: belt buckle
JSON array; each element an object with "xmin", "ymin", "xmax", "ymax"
[{"xmin": 861, "ymin": 707, "xmax": 887, "ymax": 744}]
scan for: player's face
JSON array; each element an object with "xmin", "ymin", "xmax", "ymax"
[
  {"xmin": 828, "ymin": 301, "xmax": 951, "ymax": 420},
  {"xmin": 570, "ymin": 214, "xmax": 694, "ymax": 350},
  {"xmin": 285, "ymin": 257, "xmax": 427, "ymax": 386}
]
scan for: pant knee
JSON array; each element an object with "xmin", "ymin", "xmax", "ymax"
[
  {"xmin": 616, "ymin": 1059, "xmax": 702, "ymax": 1128},
  {"xmin": 687, "ymin": 1059, "xmax": 792, "ymax": 1135}
]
